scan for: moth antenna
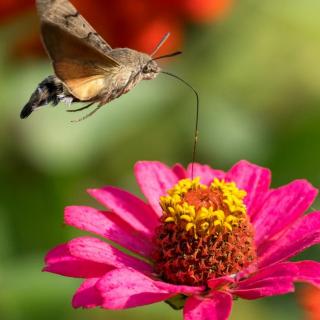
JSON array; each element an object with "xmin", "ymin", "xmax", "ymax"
[
  {"xmin": 160, "ymin": 71, "xmax": 199, "ymax": 179},
  {"xmin": 152, "ymin": 51, "xmax": 182, "ymax": 61},
  {"xmin": 151, "ymin": 32, "xmax": 171, "ymax": 57},
  {"xmin": 71, "ymin": 104, "xmax": 103, "ymax": 123}
]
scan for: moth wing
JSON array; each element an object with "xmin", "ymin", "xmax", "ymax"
[
  {"xmin": 36, "ymin": 0, "xmax": 112, "ymax": 55},
  {"xmin": 41, "ymin": 23, "xmax": 120, "ymax": 101},
  {"xmin": 53, "ymin": 60, "xmax": 113, "ymax": 101},
  {"xmin": 41, "ymin": 22, "xmax": 119, "ymax": 67}
]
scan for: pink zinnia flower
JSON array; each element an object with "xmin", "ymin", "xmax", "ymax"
[{"xmin": 44, "ymin": 160, "xmax": 320, "ymax": 319}]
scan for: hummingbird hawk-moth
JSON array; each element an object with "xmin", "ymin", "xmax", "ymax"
[{"xmin": 20, "ymin": 0, "xmax": 181, "ymax": 121}]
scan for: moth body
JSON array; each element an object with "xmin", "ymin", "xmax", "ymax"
[
  {"xmin": 20, "ymin": 0, "xmax": 163, "ymax": 120},
  {"xmin": 87, "ymin": 48, "xmax": 159, "ymax": 103},
  {"xmin": 108, "ymin": 48, "xmax": 160, "ymax": 81}
]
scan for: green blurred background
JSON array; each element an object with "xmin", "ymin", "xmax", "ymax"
[{"xmin": 0, "ymin": 0, "xmax": 320, "ymax": 319}]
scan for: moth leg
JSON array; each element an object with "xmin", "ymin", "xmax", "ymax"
[
  {"xmin": 71, "ymin": 103, "xmax": 103, "ymax": 122},
  {"xmin": 66, "ymin": 102, "xmax": 94, "ymax": 112}
]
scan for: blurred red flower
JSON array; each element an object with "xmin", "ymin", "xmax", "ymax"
[
  {"xmin": 0, "ymin": 0, "xmax": 33, "ymax": 22},
  {"xmin": 299, "ymin": 285, "xmax": 320, "ymax": 320},
  {"xmin": 0, "ymin": 0, "xmax": 232, "ymax": 58}
]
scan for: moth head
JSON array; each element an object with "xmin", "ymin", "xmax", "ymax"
[
  {"xmin": 141, "ymin": 59, "xmax": 161, "ymax": 80},
  {"xmin": 139, "ymin": 32, "xmax": 182, "ymax": 80}
]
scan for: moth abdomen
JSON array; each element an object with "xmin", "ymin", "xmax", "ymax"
[{"xmin": 20, "ymin": 75, "xmax": 71, "ymax": 119}]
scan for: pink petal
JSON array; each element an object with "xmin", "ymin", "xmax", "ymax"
[
  {"xmin": 258, "ymin": 211, "xmax": 320, "ymax": 268},
  {"xmin": 67, "ymin": 237, "xmax": 152, "ymax": 274},
  {"xmin": 226, "ymin": 160, "xmax": 271, "ymax": 219},
  {"xmin": 134, "ymin": 161, "xmax": 179, "ymax": 216},
  {"xmin": 231, "ymin": 277, "xmax": 294, "ymax": 300},
  {"xmin": 87, "ymin": 186, "xmax": 158, "ymax": 236},
  {"xmin": 236, "ymin": 263, "xmax": 298, "ymax": 289},
  {"xmin": 72, "ymin": 278, "xmax": 103, "ymax": 308},
  {"xmin": 183, "ymin": 292, "xmax": 233, "ymax": 320},
  {"xmin": 97, "ymin": 268, "xmax": 203, "ymax": 309},
  {"xmin": 237, "ymin": 260, "xmax": 320, "ymax": 290},
  {"xmin": 186, "ymin": 163, "xmax": 225, "ymax": 185},
  {"xmin": 172, "ymin": 163, "xmax": 188, "ymax": 179},
  {"xmin": 44, "ymin": 244, "xmax": 111, "ymax": 278},
  {"xmin": 234, "ymin": 260, "xmax": 320, "ymax": 299},
  {"xmin": 293, "ymin": 260, "xmax": 320, "ymax": 287},
  {"xmin": 155, "ymin": 281, "xmax": 204, "ymax": 295},
  {"xmin": 254, "ymin": 180, "xmax": 317, "ymax": 247},
  {"xmin": 64, "ymin": 206, "xmax": 154, "ymax": 257},
  {"xmin": 232, "ymin": 262, "xmax": 299, "ymax": 299},
  {"xmin": 207, "ymin": 276, "xmax": 235, "ymax": 290}
]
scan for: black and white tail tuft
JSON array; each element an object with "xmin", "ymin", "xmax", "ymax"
[{"xmin": 20, "ymin": 75, "xmax": 69, "ymax": 119}]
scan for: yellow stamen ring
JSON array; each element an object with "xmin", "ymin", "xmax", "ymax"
[{"xmin": 160, "ymin": 177, "xmax": 247, "ymax": 237}]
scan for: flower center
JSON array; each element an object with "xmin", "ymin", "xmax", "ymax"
[{"xmin": 153, "ymin": 178, "xmax": 257, "ymax": 286}]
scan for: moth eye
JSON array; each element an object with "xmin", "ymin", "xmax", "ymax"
[{"xmin": 142, "ymin": 65, "xmax": 149, "ymax": 73}]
